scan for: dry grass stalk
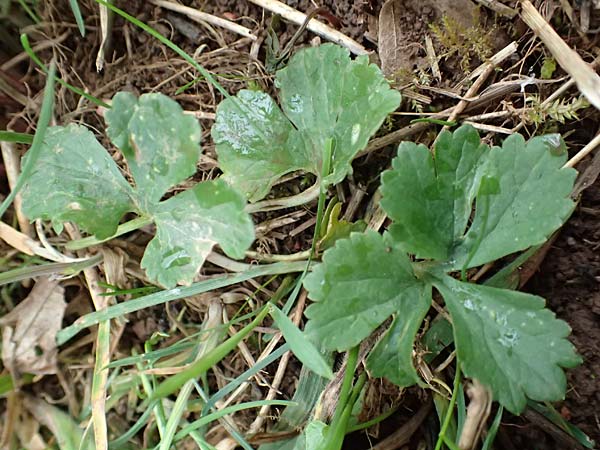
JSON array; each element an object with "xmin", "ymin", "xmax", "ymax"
[
  {"xmin": 246, "ymin": 0, "xmax": 368, "ymax": 55},
  {"xmin": 150, "ymin": 0, "xmax": 257, "ymax": 41},
  {"xmin": 520, "ymin": 0, "xmax": 600, "ymax": 111}
]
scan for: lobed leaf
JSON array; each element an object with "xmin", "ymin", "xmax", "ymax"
[
  {"xmin": 366, "ymin": 282, "xmax": 431, "ymax": 386},
  {"xmin": 213, "ymin": 44, "xmax": 400, "ymax": 201},
  {"xmin": 21, "ymin": 124, "xmax": 135, "ymax": 239},
  {"xmin": 380, "ymin": 125, "xmax": 487, "ymax": 260},
  {"xmin": 434, "ymin": 274, "xmax": 581, "ymax": 413},
  {"xmin": 276, "ymin": 44, "xmax": 402, "ymax": 188},
  {"xmin": 212, "ymin": 90, "xmax": 310, "ymax": 202},
  {"xmin": 451, "ymin": 133, "xmax": 576, "ymax": 268},
  {"xmin": 106, "ymin": 92, "xmax": 202, "ymax": 206},
  {"xmin": 303, "ymin": 231, "xmax": 424, "ymax": 352},
  {"xmin": 141, "ymin": 179, "xmax": 254, "ymax": 287}
]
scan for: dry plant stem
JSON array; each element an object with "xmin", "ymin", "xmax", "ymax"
[
  {"xmin": 371, "ymin": 400, "xmax": 433, "ymax": 450},
  {"xmin": 565, "ymin": 131, "xmax": 600, "ymax": 168},
  {"xmin": 223, "ymin": 308, "xmax": 270, "ymax": 388},
  {"xmin": 458, "ymin": 380, "xmax": 492, "ymax": 450},
  {"xmin": 246, "ymin": 0, "xmax": 368, "ymax": 55},
  {"xmin": 247, "ymin": 290, "xmax": 309, "ymax": 435},
  {"xmin": 246, "ymin": 181, "xmax": 320, "ymax": 213},
  {"xmin": 460, "ymin": 42, "xmax": 518, "ymax": 85},
  {"xmin": 64, "ymin": 224, "xmax": 110, "ymax": 450},
  {"xmin": 0, "ymin": 221, "xmax": 52, "ymax": 260},
  {"xmin": 150, "ymin": 0, "xmax": 257, "ymax": 41},
  {"xmin": 96, "ymin": 3, "xmax": 110, "ymax": 71},
  {"xmin": 463, "ymin": 121, "xmax": 513, "ymax": 134},
  {"xmin": 1, "ymin": 32, "xmax": 69, "ymax": 71},
  {"xmin": 1, "ymin": 141, "xmax": 31, "ymax": 235},
  {"xmin": 445, "ymin": 65, "xmax": 497, "ymax": 127},
  {"xmin": 520, "ymin": 0, "xmax": 600, "ymax": 110},
  {"xmin": 220, "ymin": 330, "xmax": 285, "ymax": 408},
  {"xmin": 473, "ymin": 0, "xmax": 517, "ymax": 17}
]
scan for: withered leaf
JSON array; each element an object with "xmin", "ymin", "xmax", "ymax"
[{"xmin": 0, "ymin": 278, "xmax": 66, "ymax": 376}]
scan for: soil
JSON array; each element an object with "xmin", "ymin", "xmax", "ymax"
[
  {"xmin": 527, "ymin": 183, "xmax": 600, "ymax": 446},
  {"xmin": 1, "ymin": 0, "xmax": 599, "ymax": 449}
]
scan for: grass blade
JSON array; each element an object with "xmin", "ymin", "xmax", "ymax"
[
  {"xmin": 0, "ymin": 131, "xmax": 34, "ymax": 144},
  {"xmin": 93, "ymin": 0, "xmax": 230, "ymax": 99},
  {"xmin": 68, "ymin": 0, "xmax": 86, "ymax": 36},
  {"xmin": 56, "ymin": 260, "xmax": 307, "ymax": 345},
  {"xmin": 175, "ymin": 400, "xmax": 295, "ymax": 441},
  {"xmin": 270, "ymin": 304, "xmax": 333, "ymax": 379},
  {"xmin": 150, "ymin": 305, "xmax": 271, "ymax": 400},
  {"xmin": 0, "ymin": 61, "xmax": 55, "ymax": 219}
]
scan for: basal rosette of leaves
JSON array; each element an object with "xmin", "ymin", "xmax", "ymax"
[
  {"xmin": 211, "ymin": 43, "xmax": 402, "ymax": 202},
  {"xmin": 303, "ymin": 125, "xmax": 581, "ymax": 414},
  {"xmin": 20, "ymin": 92, "xmax": 254, "ymax": 288}
]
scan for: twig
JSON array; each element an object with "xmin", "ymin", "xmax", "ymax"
[
  {"xmin": 0, "ymin": 141, "xmax": 31, "ymax": 235},
  {"xmin": 473, "ymin": 0, "xmax": 518, "ymax": 17},
  {"xmin": 462, "ymin": 121, "xmax": 513, "ymax": 134},
  {"xmin": 520, "ymin": 0, "xmax": 600, "ymax": 111},
  {"xmin": 150, "ymin": 0, "xmax": 257, "ymax": 41},
  {"xmin": 1, "ymin": 32, "xmax": 69, "ymax": 71},
  {"xmin": 246, "ymin": 0, "xmax": 368, "ymax": 55},
  {"xmin": 564, "ymin": 131, "xmax": 600, "ymax": 168},
  {"xmin": 371, "ymin": 400, "xmax": 432, "ymax": 450}
]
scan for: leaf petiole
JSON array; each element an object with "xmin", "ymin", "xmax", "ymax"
[{"xmin": 65, "ymin": 215, "xmax": 153, "ymax": 250}]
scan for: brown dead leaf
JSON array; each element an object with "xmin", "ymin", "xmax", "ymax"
[{"xmin": 0, "ymin": 278, "xmax": 66, "ymax": 376}]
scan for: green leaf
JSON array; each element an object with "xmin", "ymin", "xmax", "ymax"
[
  {"xmin": 304, "ymin": 420, "xmax": 329, "ymax": 450},
  {"xmin": 106, "ymin": 92, "xmax": 202, "ymax": 205},
  {"xmin": 212, "ymin": 90, "xmax": 309, "ymax": 202},
  {"xmin": 276, "ymin": 44, "xmax": 401, "ymax": 187},
  {"xmin": 213, "ymin": 44, "xmax": 400, "ymax": 201},
  {"xmin": 21, "ymin": 124, "xmax": 135, "ymax": 239},
  {"xmin": 452, "ymin": 133, "xmax": 576, "ymax": 268},
  {"xmin": 304, "ymin": 231, "xmax": 424, "ymax": 352},
  {"xmin": 434, "ymin": 274, "xmax": 581, "ymax": 413},
  {"xmin": 380, "ymin": 125, "xmax": 487, "ymax": 260},
  {"xmin": 141, "ymin": 179, "xmax": 254, "ymax": 287},
  {"xmin": 366, "ymin": 282, "xmax": 431, "ymax": 386},
  {"xmin": 270, "ymin": 305, "xmax": 334, "ymax": 379}
]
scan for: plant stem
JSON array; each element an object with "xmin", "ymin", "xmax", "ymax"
[
  {"xmin": 435, "ymin": 363, "xmax": 462, "ymax": 450},
  {"xmin": 324, "ymin": 345, "xmax": 359, "ymax": 449},
  {"xmin": 245, "ymin": 181, "xmax": 321, "ymax": 213},
  {"xmin": 65, "ymin": 215, "xmax": 153, "ymax": 250}
]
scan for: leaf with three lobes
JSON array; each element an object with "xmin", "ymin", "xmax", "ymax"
[
  {"xmin": 141, "ymin": 179, "xmax": 254, "ymax": 287},
  {"xmin": 366, "ymin": 282, "xmax": 431, "ymax": 386},
  {"xmin": 106, "ymin": 92, "xmax": 202, "ymax": 205},
  {"xmin": 434, "ymin": 274, "xmax": 581, "ymax": 414},
  {"xmin": 380, "ymin": 125, "xmax": 487, "ymax": 261},
  {"xmin": 451, "ymin": 133, "xmax": 576, "ymax": 268},
  {"xmin": 213, "ymin": 43, "xmax": 401, "ymax": 202},
  {"xmin": 303, "ymin": 231, "xmax": 424, "ymax": 352},
  {"xmin": 21, "ymin": 124, "xmax": 135, "ymax": 239}
]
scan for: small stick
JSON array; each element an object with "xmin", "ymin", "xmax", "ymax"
[
  {"xmin": 520, "ymin": 0, "xmax": 600, "ymax": 111},
  {"xmin": 246, "ymin": 0, "xmax": 368, "ymax": 55},
  {"xmin": 564, "ymin": 131, "xmax": 600, "ymax": 168},
  {"xmin": 0, "ymin": 141, "xmax": 31, "ymax": 235},
  {"xmin": 462, "ymin": 121, "xmax": 513, "ymax": 134},
  {"xmin": 150, "ymin": 0, "xmax": 257, "ymax": 41},
  {"xmin": 473, "ymin": 0, "xmax": 518, "ymax": 17}
]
